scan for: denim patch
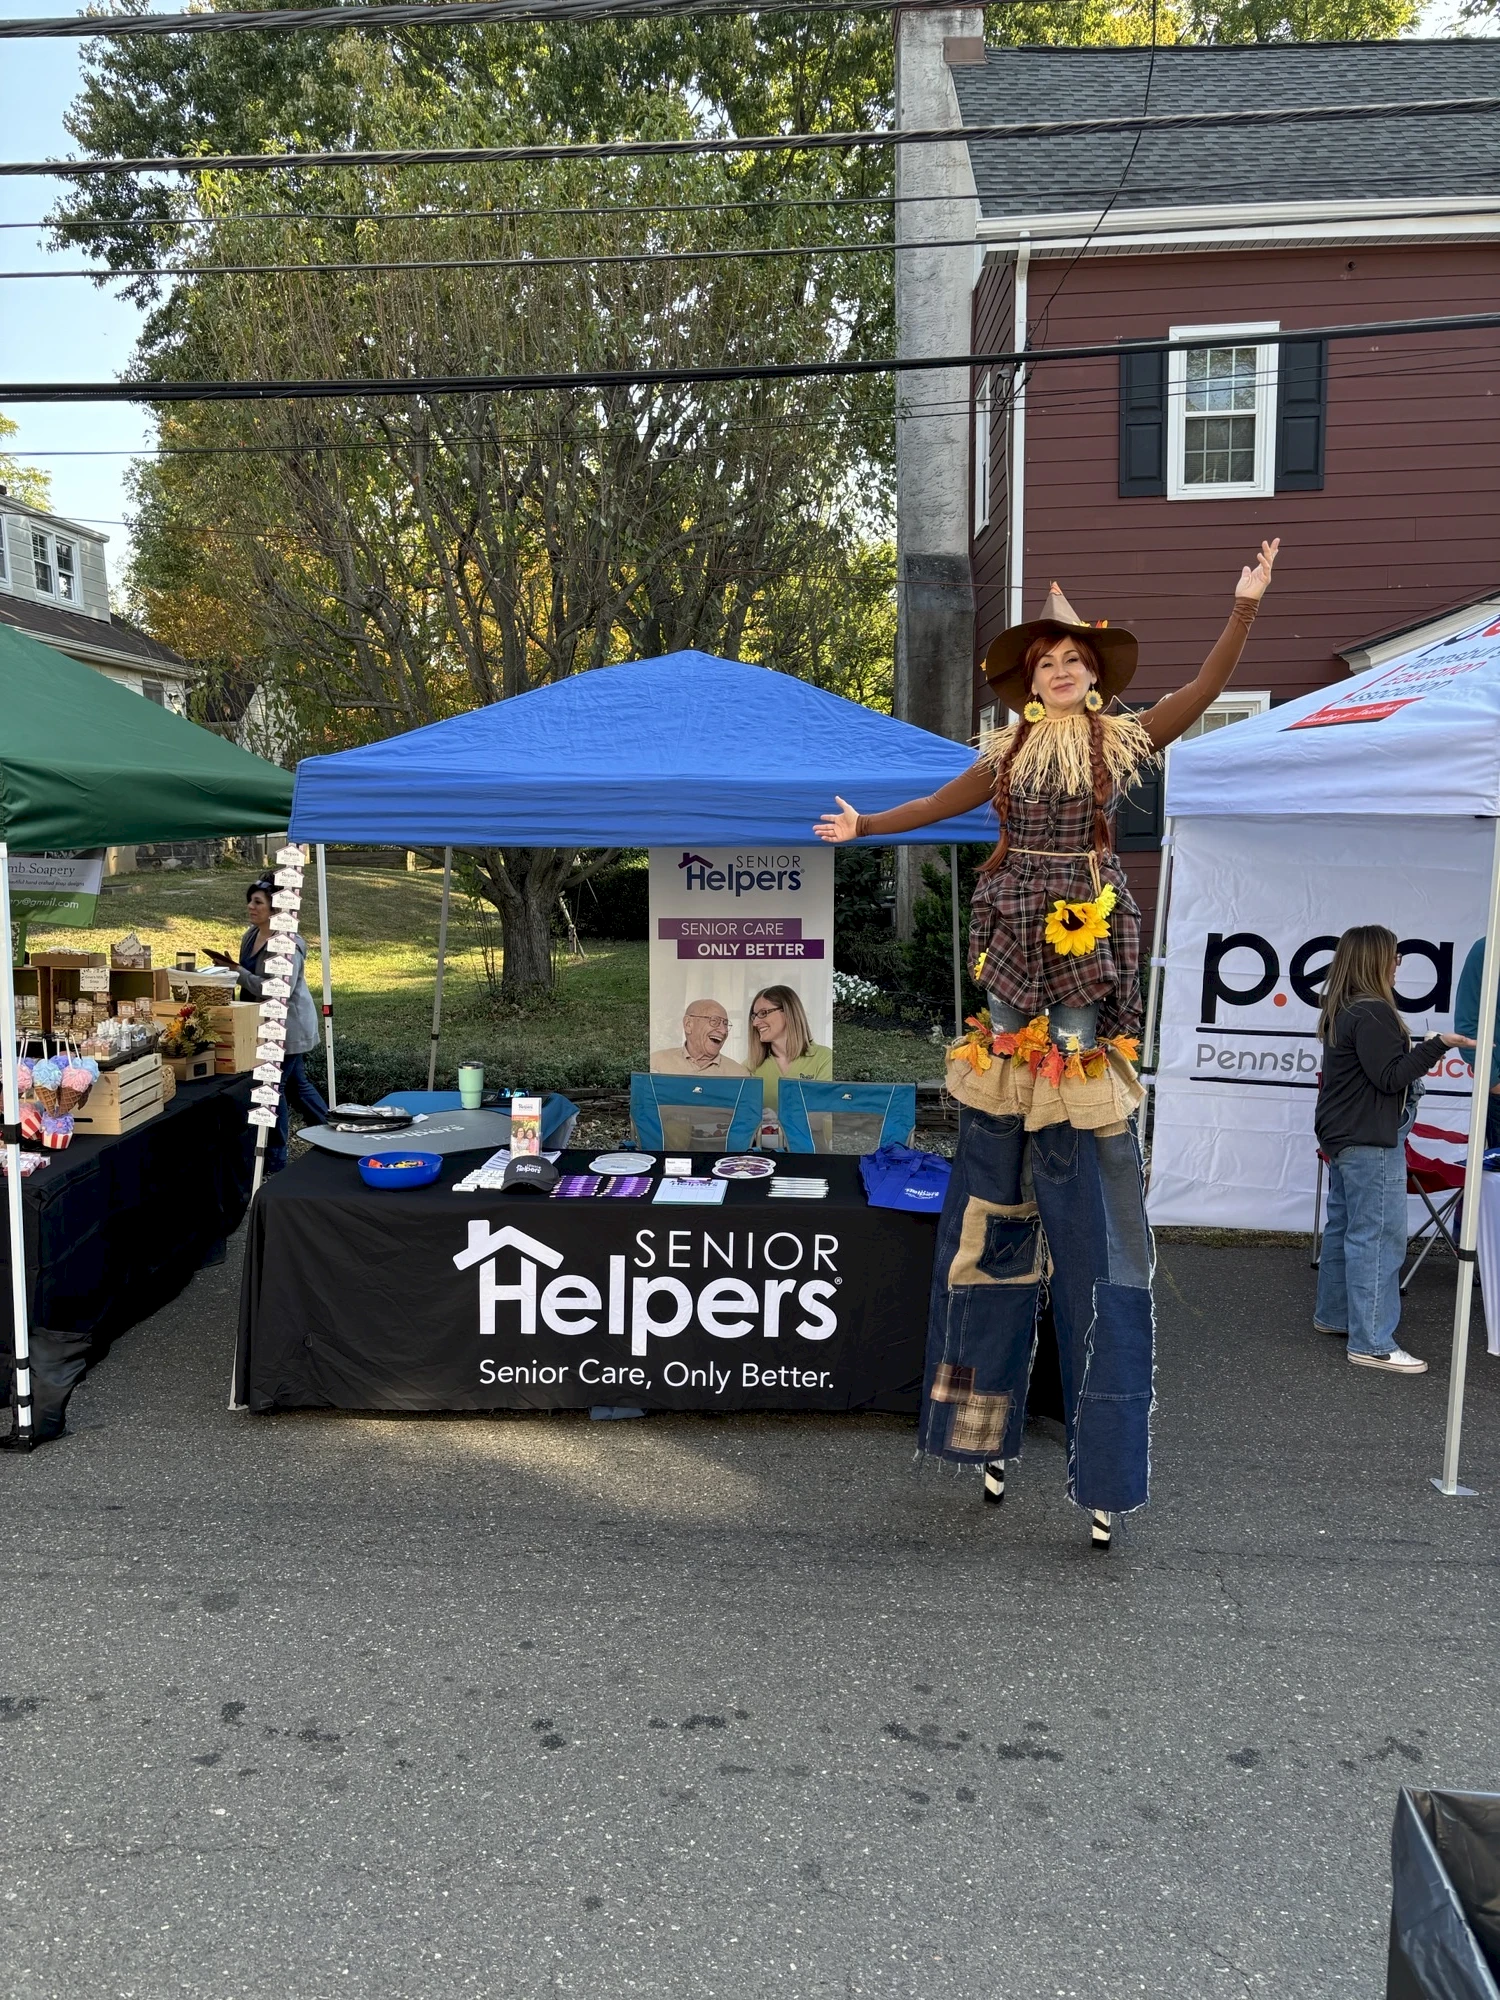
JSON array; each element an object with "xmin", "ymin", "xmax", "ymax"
[
  {"xmin": 1095, "ymin": 1131, "xmax": 1153, "ymax": 1290},
  {"xmin": 948, "ymin": 1198, "xmax": 1043, "ymax": 1288},
  {"xmin": 1071, "ymin": 1280, "xmax": 1154, "ymax": 1513},
  {"xmin": 1030, "ymin": 1124, "xmax": 1080, "ymax": 1188}
]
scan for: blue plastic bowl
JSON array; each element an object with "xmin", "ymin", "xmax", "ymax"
[{"xmin": 357, "ymin": 1149, "xmax": 444, "ymax": 1190}]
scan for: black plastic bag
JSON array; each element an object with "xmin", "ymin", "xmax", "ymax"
[{"xmin": 1388, "ymin": 1788, "xmax": 1500, "ymax": 2000}]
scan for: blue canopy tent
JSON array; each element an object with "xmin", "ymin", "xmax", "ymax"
[{"xmin": 288, "ymin": 652, "xmax": 998, "ymax": 1092}]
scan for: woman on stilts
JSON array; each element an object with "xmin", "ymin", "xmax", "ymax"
[{"xmin": 815, "ymin": 539, "xmax": 1279, "ymax": 1550}]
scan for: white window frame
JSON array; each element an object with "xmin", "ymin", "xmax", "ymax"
[
  {"xmin": 1167, "ymin": 322, "xmax": 1279, "ymax": 502},
  {"xmin": 1179, "ymin": 691, "xmax": 1272, "ymax": 740},
  {"xmin": 27, "ymin": 525, "xmax": 80, "ymax": 602},
  {"xmin": 0, "ymin": 514, "xmax": 9, "ymax": 588},
  {"xmin": 973, "ymin": 372, "xmax": 992, "ymax": 532}
]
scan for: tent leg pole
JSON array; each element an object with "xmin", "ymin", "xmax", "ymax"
[
  {"xmin": 949, "ymin": 845, "xmax": 963, "ymax": 1042},
  {"xmin": 428, "ymin": 847, "xmax": 453, "ymax": 1093},
  {"xmin": 1434, "ymin": 811, "xmax": 1500, "ymax": 1497},
  {"xmin": 315, "ymin": 844, "xmax": 336, "ymax": 1110},
  {"xmin": 0, "ymin": 847, "xmax": 34, "ymax": 1451},
  {"xmin": 1140, "ymin": 816, "xmax": 1175, "ymax": 1163}
]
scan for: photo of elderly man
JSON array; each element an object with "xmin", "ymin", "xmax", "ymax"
[{"xmin": 650, "ymin": 997, "xmax": 748, "ymax": 1076}]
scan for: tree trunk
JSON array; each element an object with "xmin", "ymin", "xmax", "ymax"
[{"xmin": 498, "ymin": 886, "xmax": 556, "ymax": 1000}]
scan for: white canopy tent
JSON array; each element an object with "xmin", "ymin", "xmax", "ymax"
[{"xmin": 1147, "ymin": 607, "xmax": 1500, "ymax": 1497}]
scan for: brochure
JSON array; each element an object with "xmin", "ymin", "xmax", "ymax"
[
  {"xmin": 509, "ymin": 1094, "xmax": 543, "ymax": 1157},
  {"xmin": 651, "ymin": 1177, "xmax": 727, "ymax": 1206}
]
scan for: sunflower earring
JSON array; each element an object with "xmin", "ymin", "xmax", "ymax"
[
  {"xmin": 1084, "ymin": 687, "xmax": 1104, "ymax": 713},
  {"xmin": 1023, "ymin": 699, "xmax": 1046, "ymax": 723}
]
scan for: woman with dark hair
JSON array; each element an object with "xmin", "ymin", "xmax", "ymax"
[
  {"xmin": 207, "ymin": 877, "xmax": 329, "ymax": 1172},
  {"xmin": 1314, "ymin": 925, "xmax": 1472, "ymax": 1374},
  {"xmin": 812, "ymin": 544, "xmax": 1279, "ymax": 1551}
]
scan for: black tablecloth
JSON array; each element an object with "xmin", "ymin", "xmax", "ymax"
[
  {"xmin": 236, "ymin": 1150, "xmax": 938, "ymax": 1415},
  {"xmin": 1, "ymin": 1074, "xmax": 255, "ymax": 1437}
]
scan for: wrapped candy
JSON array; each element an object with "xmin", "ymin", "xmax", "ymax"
[
  {"xmin": 31, "ymin": 1056, "xmax": 64, "ymax": 1114},
  {"xmin": 20, "ymin": 1103, "xmax": 43, "ymax": 1143}
]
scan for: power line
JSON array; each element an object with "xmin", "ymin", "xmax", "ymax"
[
  {"xmin": 4, "ymin": 309, "xmax": 1498, "ymax": 404},
  {"xmin": 10, "ymin": 201, "xmax": 1499, "ymax": 282},
  {"xmin": 8, "ymin": 100, "xmax": 1500, "ymax": 180},
  {"xmin": 0, "ymin": 0, "xmax": 961, "ymax": 39}
]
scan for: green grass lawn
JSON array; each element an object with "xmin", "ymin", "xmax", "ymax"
[{"xmin": 32, "ymin": 861, "xmax": 945, "ymax": 1096}]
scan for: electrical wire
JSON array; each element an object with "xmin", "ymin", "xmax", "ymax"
[
  {"xmin": 11, "ymin": 199, "xmax": 1500, "ymax": 282},
  {"xmin": 8, "ymin": 99, "xmax": 1500, "ymax": 179},
  {"xmin": 3, "ymin": 308, "xmax": 1497, "ymax": 404},
  {"xmin": 0, "ymin": 0, "xmax": 980, "ymax": 38}
]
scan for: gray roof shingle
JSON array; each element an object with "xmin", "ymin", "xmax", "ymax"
[
  {"xmin": 0, "ymin": 593, "xmax": 188, "ymax": 671},
  {"xmin": 952, "ymin": 41, "xmax": 1500, "ymax": 219}
]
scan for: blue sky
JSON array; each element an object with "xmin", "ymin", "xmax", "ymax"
[{"xmin": 0, "ymin": 0, "xmax": 1486, "ymax": 599}]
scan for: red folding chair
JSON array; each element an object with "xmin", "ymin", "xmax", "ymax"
[
  {"xmin": 1400, "ymin": 1121, "xmax": 1467, "ymax": 1292},
  {"xmin": 1309, "ymin": 1120, "xmax": 1466, "ymax": 1289}
]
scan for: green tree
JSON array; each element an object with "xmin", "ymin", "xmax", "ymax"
[{"xmin": 0, "ymin": 413, "xmax": 51, "ymax": 511}]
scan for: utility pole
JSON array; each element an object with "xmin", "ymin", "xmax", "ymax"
[{"xmin": 893, "ymin": 4, "xmax": 982, "ymax": 937}]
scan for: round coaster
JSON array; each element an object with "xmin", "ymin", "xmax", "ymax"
[
  {"xmin": 712, "ymin": 1155, "xmax": 775, "ymax": 1179},
  {"xmin": 589, "ymin": 1151, "xmax": 656, "ymax": 1174}
]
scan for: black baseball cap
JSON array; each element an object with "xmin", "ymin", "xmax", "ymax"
[{"xmin": 502, "ymin": 1155, "xmax": 559, "ymax": 1194}]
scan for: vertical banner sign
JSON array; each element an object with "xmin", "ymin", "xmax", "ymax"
[
  {"xmin": 1148, "ymin": 814, "xmax": 1487, "ymax": 1232},
  {"xmin": 648, "ymin": 847, "xmax": 834, "ymax": 1076},
  {"xmin": 7, "ymin": 851, "xmax": 106, "ymax": 927}
]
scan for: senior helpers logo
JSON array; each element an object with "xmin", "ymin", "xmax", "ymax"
[{"xmin": 452, "ymin": 1220, "xmax": 843, "ymax": 1393}]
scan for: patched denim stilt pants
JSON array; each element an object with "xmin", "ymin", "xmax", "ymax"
[{"xmin": 919, "ymin": 1107, "xmax": 1156, "ymax": 1513}]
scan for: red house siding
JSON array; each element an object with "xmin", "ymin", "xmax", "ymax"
[{"xmin": 969, "ymin": 240, "xmax": 1500, "ymax": 929}]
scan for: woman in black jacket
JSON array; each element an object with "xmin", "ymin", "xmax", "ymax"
[{"xmin": 1314, "ymin": 926, "xmax": 1473, "ymax": 1373}]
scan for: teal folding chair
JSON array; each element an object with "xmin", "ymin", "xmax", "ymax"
[
  {"xmin": 629, "ymin": 1073, "xmax": 764, "ymax": 1154},
  {"xmin": 777, "ymin": 1081, "xmax": 918, "ymax": 1155}
]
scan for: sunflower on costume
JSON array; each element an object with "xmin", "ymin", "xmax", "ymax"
[{"xmin": 1044, "ymin": 882, "xmax": 1117, "ymax": 958}]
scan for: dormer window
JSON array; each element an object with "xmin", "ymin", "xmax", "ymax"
[{"xmin": 29, "ymin": 527, "xmax": 78, "ymax": 602}]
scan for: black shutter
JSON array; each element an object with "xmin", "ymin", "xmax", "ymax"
[
  {"xmin": 1276, "ymin": 337, "xmax": 1326, "ymax": 491},
  {"xmin": 1118, "ymin": 348, "xmax": 1167, "ymax": 497}
]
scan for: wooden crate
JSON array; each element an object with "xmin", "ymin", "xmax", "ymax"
[
  {"xmin": 70, "ymin": 1051, "xmax": 165, "ymax": 1136},
  {"xmin": 153, "ymin": 998, "xmax": 261, "ymax": 1074}
]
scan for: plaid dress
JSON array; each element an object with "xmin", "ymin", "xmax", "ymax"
[{"xmin": 969, "ymin": 783, "xmax": 1143, "ymax": 1041}]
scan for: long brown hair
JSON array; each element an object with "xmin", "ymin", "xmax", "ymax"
[
  {"xmin": 981, "ymin": 632, "xmax": 1113, "ymax": 875},
  {"xmin": 747, "ymin": 984, "xmax": 814, "ymax": 1065},
  {"xmin": 1316, "ymin": 925, "xmax": 1406, "ymax": 1047}
]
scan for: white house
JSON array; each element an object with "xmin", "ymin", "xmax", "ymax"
[{"xmin": 0, "ymin": 487, "xmax": 192, "ymax": 712}]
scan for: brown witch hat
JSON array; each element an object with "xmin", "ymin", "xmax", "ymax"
[{"xmin": 982, "ymin": 583, "xmax": 1139, "ymax": 712}]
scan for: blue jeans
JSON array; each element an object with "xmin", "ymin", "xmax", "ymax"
[
  {"xmin": 989, "ymin": 999, "xmax": 1100, "ymax": 1050},
  {"xmin": 1315, "ymin": 1110, "xmax": 1414, "ymax": 1357},
  {"xmin": 919, "ymin": 1105, "xmax": 1155, "ymax": 1513},
  {"xmin": 266, "ymin": 1051, "xmax": 331, "ymax": 1174}
]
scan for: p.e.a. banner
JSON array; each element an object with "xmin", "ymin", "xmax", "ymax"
[
  {"xmin": 7, "ymin": 851, "xmax": 106, "ymax": 926},
  {"xmin": 648, "ymin": 846, "xmax": 833, "ymax": 1075},
  {"xmin": 1148, "ymin": 815, "xmax": 1487, "ymax": 1231}
]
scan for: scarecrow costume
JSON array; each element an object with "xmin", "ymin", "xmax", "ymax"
[{"xmin": 848, "ymin": 580, "xmax": 1264, "ymax": 1545}]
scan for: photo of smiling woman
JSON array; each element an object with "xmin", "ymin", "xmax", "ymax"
[{"xmin": 744, "ymin": 985, "xmax": 833, "ymax": 1114}]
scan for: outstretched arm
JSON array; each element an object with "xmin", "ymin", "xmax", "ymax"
[
  {"xmin": 1140, "ymin": 539, "xmax": 1279, "ymax": 751},
  {"xmin": 814, "ymin": 763, "xmax": 995, "ymax": 843}
]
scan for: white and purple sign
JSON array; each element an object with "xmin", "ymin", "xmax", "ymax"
[{"xmin": 648, "ymin": 847, "xmax": 834, "ymax": 1076}]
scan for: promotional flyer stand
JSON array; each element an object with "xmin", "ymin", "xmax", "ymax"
[
  {"xmin": 1146, "ymin": 610, "xmax": 1500, "ymax": 1496},
  {"xmin": 0, "ymin": 623, "xmax": 294, "ymax": 1449}
]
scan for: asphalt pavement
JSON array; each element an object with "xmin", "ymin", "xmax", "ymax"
[{"xmin": 0, "ymin": 1227, "xmax": 1496, "ymax": 1999}]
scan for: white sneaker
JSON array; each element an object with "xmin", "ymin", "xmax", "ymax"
[{"xmin": 1349, "ymin": 1346, "xmax": 1428, "ymax": 1374}]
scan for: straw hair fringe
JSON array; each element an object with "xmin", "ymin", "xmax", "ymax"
[{"xmin": 978, "ymin": 711, "xmax": 1158, "ymax": 799}]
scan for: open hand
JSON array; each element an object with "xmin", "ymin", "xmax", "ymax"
[
  {"xmin": 1441, "ymin": 1032, "xmax": 1477, "ymax": 1049},
  {"xmin": 1236, "ymin": 538, "xmax": 1279, "ymax": 603},
  {"xmin": 814, "ymin": 797, "xmax": 861, "ymax": 844}
]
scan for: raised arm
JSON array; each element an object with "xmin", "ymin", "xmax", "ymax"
[
  {"xmin": 1139, "ymin": 538, "xmax": 1279, "ymax": 751},
  {"xmin": 814, "ymin": 762, "xmax": 995, "ymax": 843}
]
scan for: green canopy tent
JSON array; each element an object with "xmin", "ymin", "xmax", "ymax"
[{"xmin": 0, "ymin": 621, "xmax": 294, "ymax": 1449}]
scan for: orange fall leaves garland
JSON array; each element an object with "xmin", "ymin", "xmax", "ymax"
[{"xmin": 950, "ymin": 1009, "xmax": 1141, "ymax": 1086}]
